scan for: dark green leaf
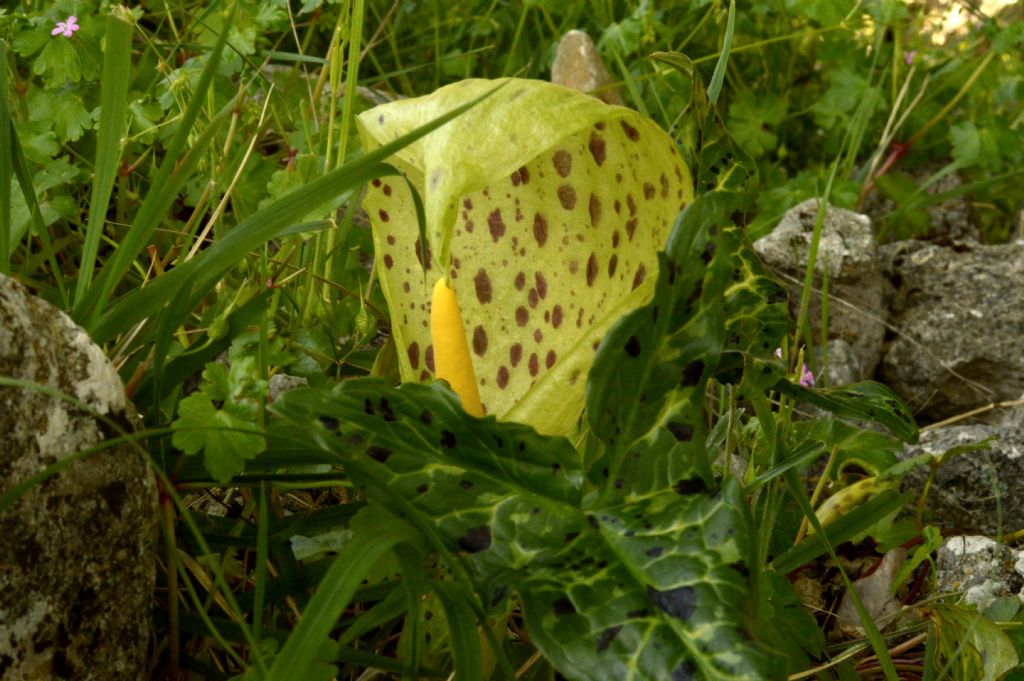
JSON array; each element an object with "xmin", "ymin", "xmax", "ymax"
[{"xmin": 775, "ymin": 379, "xmax": 919, "ymax": 443}]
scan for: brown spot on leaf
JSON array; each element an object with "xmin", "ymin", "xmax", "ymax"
[
  {"xmin": 546, "ymin": 350, "xmax": 556, "ymax": 368},
  {"xmin": 515, "ymin": 272, "xmax": 526, "ymax": 290},
  {"xmin": 472, "ymin": 326, "xmax": 488, "ymax": 356},
  {"xmin": 383, "ymin": 254, "xmax": 394, "ymax": 269},
  {"xmin": 552, "ymin": 149, "xmax": 572, "ymax": 177},
  {"xmin": 626, "ymin": 193, "xmax": 637, "ymax": 216},
  {"xmin": 425, "ymin": 345, "xmax": 435, "ymax": 372},
  {"xmin": 383, "ymin": 184, "xmax": 392, "ymax": 196},
  {"xmin": 586, "ymin": 253, "xmax": 599, "ymax": 286},
  {"xmin": 552, "ymin": 305, "xmax": 564, "ymax": 328},
  {"xmin": 378, "ymin": 209, "xmax": 390, "ymax": 222},
  {"xmin": 386, "ymin": 235, "xmax": 396, "ymax": 245},
  {"xmin": 632, "ymin": 264, "xmax": 647, "ymax": 290},
  {"xmin": 488, "ymin": 209, "xmax": 506, "ymax": 242},
  {"xmin": 612, "ymin": 230, "xmax": 620, "ymax": 248},
  {"xmin": 608, "ymin": 254, "xmax": 618, "ymax": 277},
  {"xmin": 660, "ymin": 172, "xmax": 670, "ymax": 198},
  {"xmin": 528, "ymin": 288, "xmax": 539, "ymax": 309},
  {"xmin": 465, "ymin": 219, "xmax": 474, "ymax": 233},
  {"xmin": 463, "ymin": 198, "xmax": 473, "ymax": 210},
  {"xmin": 626, "ymin": 218, "xmax": 638, "ymax": 241},
  {"xmin": 589, "ymin": 132, "xmax": 606, "ymax": 165},
  {"xmin": 533, "ymin": 213, "xmax": 548, "ymax": 246},
  {"xmin": 620, "ymin": 120, "xmax": 640, "ymax": 141},
  {"xmin": 589, "ymin": 194, "xmax": 602, "ymax": 227},
  {"xmin": 529, "ymin": 353, "xmax": 539, "ymax": 376},
  {"xmin": 510, "ymin": 343, "xmax": 522, "ymax": 367},
  {"xmin": 643, "ymin": 182, "xmax": 655, "ymax": 200},
  {"xmin": 497, "ymin": 366, "xmax": 509, "ymax": 389},
  {"xmin": 474, "ymin": 269, "xmax": 493, "ymax": 304},
  {"xmin": 533, "ymin": 329, "xmax": 543, "ymax": 343},
  {"xmin": 408, "ymin": 342, "xmax": 420, "ymax": 369},
  {"xmin": 516, "ymin": 307, "xmax": 529, "ymax": 326},
  {"xmin": 535, "ymin": 272, "xmax": 547, "ymax": 299},
  {"xmin": 558, "ymin": 185, "xmax": 577, "ymax": 210}
]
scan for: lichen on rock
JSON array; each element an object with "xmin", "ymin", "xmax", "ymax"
[{"xmin": 0, "ymin": 273, "xmax": 157, "ymax": 681}]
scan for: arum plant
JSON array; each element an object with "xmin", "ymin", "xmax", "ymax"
[
  {"xmin": 357, "ymin": 78, "xmax": 693, "ymax": 434},
  {"xmin": 266, "ymin": 60, "xmax": 919, "ymax": 680}
]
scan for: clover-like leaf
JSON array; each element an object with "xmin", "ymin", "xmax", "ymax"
[
  {"xmin": 172, "ymin": 393, "xmax": 265, "ymax": 483},
  {"xmin": 357, "ymin": 78, "xmax": 694, "ymax": 435}
]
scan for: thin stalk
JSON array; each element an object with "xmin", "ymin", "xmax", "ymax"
[
  {"xmin": 0, "ymin": 39, "xmax": 12, "ymax": 273},
  {"xmin": 324, "ymin": 0, "xmax": 365, "ymax": 301},
  {"xmin": 161, "ymin": 494, "xmax": 180, "ymax": 681},
  {"xmin": 907, "ymin": 50, "xmax": 995, "ymax": 146},
  {"xmin": 503, "ymin": 3, "xmax": 529, "ymax": 76}
]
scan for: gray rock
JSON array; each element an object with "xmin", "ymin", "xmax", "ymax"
[
  {"xmin": 551, "ymin": 30, "xmax": 623, "ymax": 105},
  {"xmin": 754, "ymin": 199, "xmax": 885, "ymax": 382},
  {"xmin": 812, "ymin": 339, "xmax": 861, "ymax": 389},
  {"xmin": 898, "ymin": 422, "xmax": 1024, "ymax": 536},
  {"xmin": 936, "ymin": 536, "xmax": 1024, "ymax": 617},
  {"xmin": 0, "ymin": 274, "xmax": 157, "ymax": 680},
  {"xmin": 269, "ymin": 373, "xmax": 308, "ymax": 402},
  {"xmin": 878, "ymin": 239, "xmax": 1024, "ymax": 421}
]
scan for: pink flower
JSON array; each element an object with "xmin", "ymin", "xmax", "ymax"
[
  {"xmin": 903, "ymin": 50, "xmax": 916, "ymax": 66},
  {"xmin": 799, "ymin": 363, "xmax": 815, "ymax": 387},
  {"xmin": 51, "ymin": 16, "xmax": 80, "ymax": 38}
]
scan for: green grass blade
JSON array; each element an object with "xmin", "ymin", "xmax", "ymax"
[
  {"xmin": 431, "ymin": 581, "xmax": 484, "ymax": 681},
  {"xmin": 253, "ymin": 482, "xmax": 269, "ymax": 643},
  {"xmin": 0, "ymin": 39, "xmax": 12, "ymax": 273},
  {"xmin": 780, "ymin": 468, "xmax": 900, "ymax": 681},
  {"xmin": 74, "ymin": 7, "xmax": 235, "ymax": 326},
  {"xmin": 770, "ymin": 489, "xmax": 911, "ymax": 574},
  {"xmin": 91, "ymin": 82, "xmax": 505, "ymax": 345},
  {"xmin": 74, "ymin": 15, "xmax": 133, "ymax": 305},
  {"xmin": 265, "ymin": 519, "xmax": 407, "ymax": 680},
  {"xmin": 706, "ymin": 0, "xmax": 735, "ymax": 106}
]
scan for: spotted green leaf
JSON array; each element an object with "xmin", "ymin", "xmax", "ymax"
[
  {"xmin": 651, "ymin": 52, "xmax": 757, "ymax": 207},
  {"xmin": 774, "ymin": 379, "xmax": 919, "ymax": 443},
  {"xmin": 270, "ymin": 372, "xmax": 782, "ymax": 680},
  {"xmin": 269, "ymin": 186, "xmax": 788, "ymax": 678},
  {"xmin": 357, "ymin": 78, "xmax": 694, "ymax": 435}
]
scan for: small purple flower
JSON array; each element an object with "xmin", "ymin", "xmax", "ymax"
[
  {"xmin": 799, "ymin": 363, "xmax": 815, "ymax": 387},
  {"xmin": 51, "ymin": 16, "xmax": 80, "ymax": 38},
  {"xmin": 903, "ymin": 50, "xmax": 916, "ymax": 66}
]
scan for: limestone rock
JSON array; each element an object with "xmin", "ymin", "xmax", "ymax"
[
  {"xmin": 898, "ymin": 422, "xmax": 1024, "ymax": 536},
  {"xmin": 551, "ymin": 30, "xmax": 623, "ymax": 105},
  {"xmin": 754, "ymin": 199, "xmax": 885, "ymax": 382},
  {"xmin": 0, "ymin": 274, "xmax": 157, "ymax": 680},
  {"xmin": 936, "ymin": 536, "xmax": 1024, "ymax": 616},
  {"xmin": 269, "ymin": 373, "xmax": 308, "ymax": 402},
  {"xmin": 878, "ymin": 239, "xmax": 1024, "ymax": 421}
]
